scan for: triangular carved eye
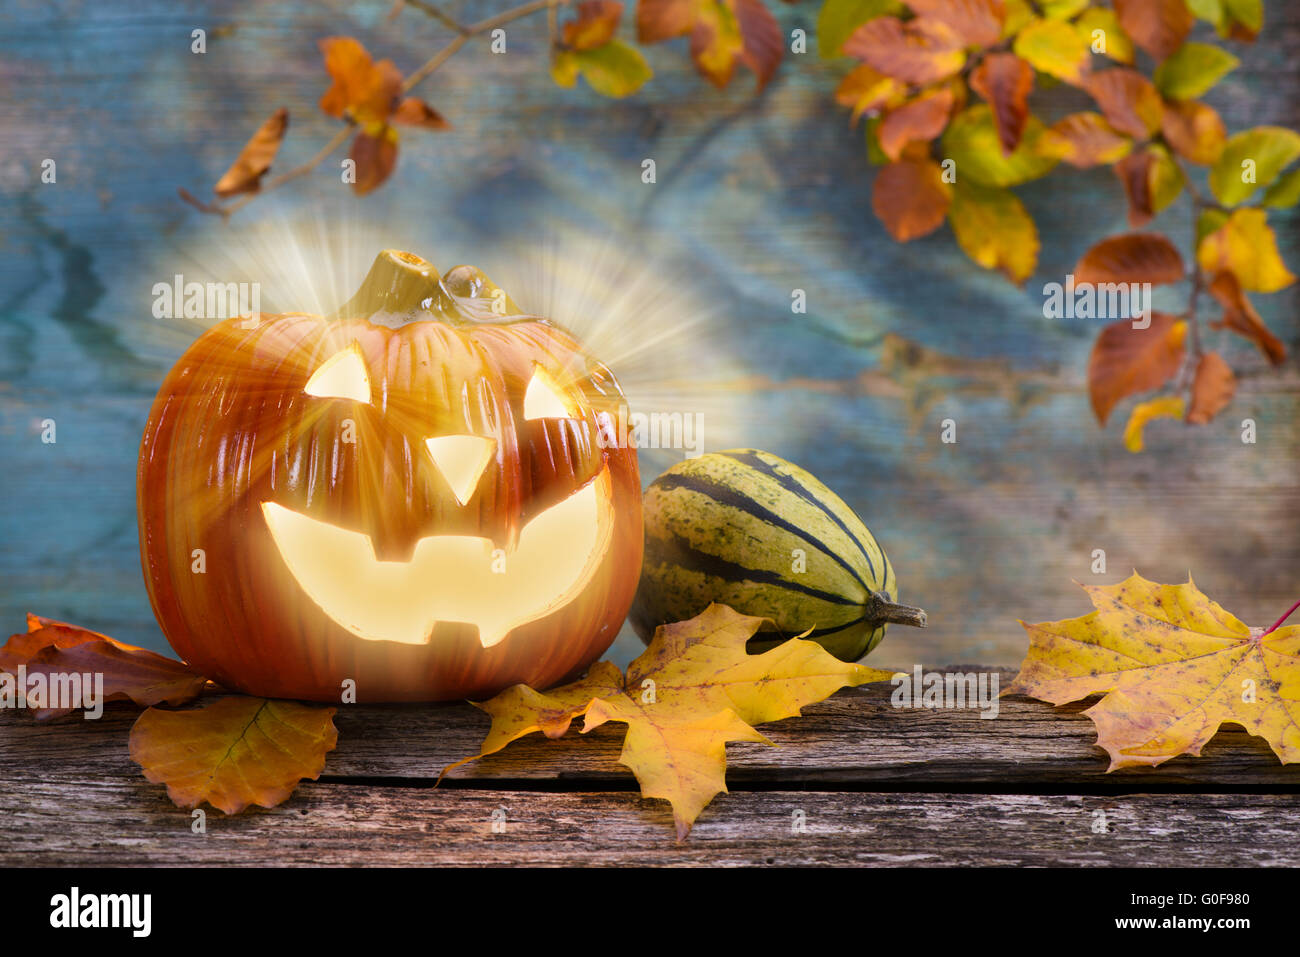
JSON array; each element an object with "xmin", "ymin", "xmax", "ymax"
[
  {"xmin": 425, "ymin": 435, "xmax": 496, "ymax": 506},
  {"xmin": 524, "ymin": 366, "xmax": 577, "ymax": 420},
  {"xmin": 305, "ymin": 345, "xmax": 371, "ymax": 402}
]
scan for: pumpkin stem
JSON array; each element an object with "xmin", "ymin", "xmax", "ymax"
[
  {"xmin": 335, "ymin": 249, "xmax": 450, "ymax": 320},
  {"xmin": 871, "ymin": 597, "xmax": 927, "ymax": 629}
]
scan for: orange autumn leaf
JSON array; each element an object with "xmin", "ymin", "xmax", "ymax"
[
  {"xmin": 1160, "ymin": 98, "xmax": 1226, "ymax": 165},
  {"xmin": 391, "ymin": 97, "xmax": 450, "ymax": 130},
  {"xmin": 1007, "ymin": 574, "xmax": 1300, "ymax": 769},
  {"xmin": 1085, "ymin": 68, "xmax": 1163, "ymax": 139},
  {"xmin": 970, "ymin": 53, "xmax": 1033, "ymax": 156},
  {"xmin": 350, "ymin": 127, "xmax": 399, "ymax": 196},
  {"xmin": 1074, "ymin": 232, "xmax": 1185, "ymax": 287},
  {"xmin": 637, "ymin": 0, "xmax": 782, "ymax": 90},
  {"xmin": 1206, "ymin": 270, "xmax": 1286, "ymax": 366},
  {"xmin": 872, "ymin": 156, "xmax": 951, "ymax": 241},
  {"xmin": 563, "ymin": 0, "xmax": 625, "ymax": 50},
  {"xmin": 877, "ymin": 87, "xmax": 954, "ymax": 161},
  {"xmin": 1087, "ymin": 312, "xmax": 1186, "ymax": 425},
  {"xmin": 318, "ymin": 36, "xmax": 403, "ymax": 127},
  {"xmin": 1113, "ymin": 0, "xmax": 1193, "ymax": 62},
  {"xmin": 1113, "ymin": 146, "xmax": 1182, "ymax": 228},
  {"xmin": 835, "ymin": 64, "xmax": 906, "ymax": 124},
  {"xmin": 448, "ymin": 604, "xmax": 896, "ymax": 839},
  {"xmin": 214, "ymin": 107, "xmax": 288, "ymax": 198},
  {"xmin": 902, "ymin": 0, "xmax": 1004, "ymax": 48},
  {"xmin": 1186, "ymin": 351, "xmax": 1236, "ymax": 425},
  {"xmin": 130, "ymin": 697, "xmax": 338, "ymax": 814},
  {"xmin": 1038, "ymin": 112, "xmax": 1132, "ymax": 168},
  {"xmin": 843, "ymin": 16, "xmax": 966, "ymax": 86},
  {"xmin": 1, "ymin": 618, "xmax": 208, "ymax": 721}
]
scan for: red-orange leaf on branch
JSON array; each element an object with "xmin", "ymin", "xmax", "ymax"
[
  {"xmin": 1087, "ymin": 312, "xmax": 1186, "ymax": 426},
  {"xmin": 1074, "ymin": 232, "xmax": 1185, "ymax": 286},
  {"xmin": 318, "ymin": 35, "xmax": 450, "ymax": 194},
  {"xmin": 1207, "ymin": 270, "xmax": 1286, "ymax": 365},
  {"xmin": 564, "ymin": 0, "xmax": 624, "ymax": 50},
  {"xmin": 872, "ymin": 155, "xmax": 951, "ymax": 241},
  {"xmin": 1113, "ymin": 0, "xmax": 1193, "ymax": 61},
  {"xmin": 843, "ymin": 16, "xmax": 966, "ymax": 85},
  {"xmin": 1186, "ymin": 352, "xmax": 1236, "ymax": 425},
  {"xmin": 970, "ymin": 53, "xmax": 1033, "ymax": 156},
  {"xmin": 637, "ymin": 0, "xmax": 782, "ymax": 90}
]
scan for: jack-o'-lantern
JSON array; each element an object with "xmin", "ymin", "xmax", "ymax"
[{"xmin": 137, "ymin": 250, "xmax": 642, "ymax": 702}]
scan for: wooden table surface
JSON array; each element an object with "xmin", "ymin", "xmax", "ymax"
[{"xmin": 4, "ymin": 668, "xmax": 1298, "ymax": 867}]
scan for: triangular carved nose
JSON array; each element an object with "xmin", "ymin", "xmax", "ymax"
[{"xmin": 424, "ymin": 435, "xmax": 496, "ymax": 506}]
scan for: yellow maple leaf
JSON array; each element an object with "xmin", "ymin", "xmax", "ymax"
[
  {"xmin": 1006, "ymin": 573, "xmax": 1300, "ymax": 770},
  {"xmin": 448, "ymin": 603, "xmax": 897, "ymax": 838}
]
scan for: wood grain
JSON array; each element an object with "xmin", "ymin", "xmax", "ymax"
[{"xmin": 3, "ymin": 669, "xmax": 1299, "ymax": 865}]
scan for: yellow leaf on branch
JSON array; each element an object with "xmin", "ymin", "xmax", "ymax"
[{"xmin": 1007, "ymin": 574, "xmax": 1300, "ymax": 769}]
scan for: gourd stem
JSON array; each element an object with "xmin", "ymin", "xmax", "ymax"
[
  {"xmin": 334, "ymin": 249, "xmax": 447, "ymax": 319},
  {"xmin": 872, "ymin": 599, "xmax": 927, "ymax": 629}
]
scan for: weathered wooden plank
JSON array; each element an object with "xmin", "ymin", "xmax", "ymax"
[
  {"xmin": 3, "ymin": 782, "xmax": 1296, "ymax": 867},
  {"xmin": 4, "ymin": 672, "xmax": 1298, "ymax": 787}
]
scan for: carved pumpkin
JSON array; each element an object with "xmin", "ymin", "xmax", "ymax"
[{"xmin": 137, "ymin": 250, "xmax": 642, "ymax": 702}]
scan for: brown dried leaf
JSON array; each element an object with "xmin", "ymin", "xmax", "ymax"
[
  {"xmin": 391, "ymin": 97, "xmax": 451, "ymax": 130},
  {"xmin": 349, "ymin": 128, "xmax": 399, "ymax": 196},
  {"xmin": 1160, "ymin": 98, "xmax": 1226, "ymax": 165},
  {"xmin": 1, "ymin": 618, "xmax": 208, "ymax": 721},
  {"xmin": 1085, "ymin": 68, "xmax": 1163, "ymax": 139},
  {"xmin": 1114, "ymin": 0, "xmax": 1193, "ymax": 61},
  {"xmin": 970, "ymin": 53, "xmax": 1033, "ymax": 156},
  {"xmin": 564, "ymin": 0, "xmax": 624, "ymax": 50},
  {"xmin": 902, "ymin": 0, "xmax": 1005, "ymax": 47},
  {"xmin": 878, "ymin": 87, "xmax": 954, "ymax": 161},
  {"xmin": 214, "ymin": 108, "xmax": 288, "ymax": 198},
  {"xmin": 872, "ymin": 156, "xmax": 951, "ymax": 241},
  {"xmin": 1075, "ymin": 232, "xmax": 1185, "ymax": 286},
  {"xmin": 1038, "ymin": 112, "xmax": 1132, "ymax": 168},
  {"xmin": 1186, "ymin": 351, "xmax": 1236, "ymax": 424},
  {"xmin": 1207, "ymin": 270, "xmax": 1286, "ymax": 365},
  {"xmin": 1087, "ymin": 311, "xmax": 1187, "ymax": 425},
  {"xmin": 844, "ymin": 16, "xmax": 966, "ymax": 85}
]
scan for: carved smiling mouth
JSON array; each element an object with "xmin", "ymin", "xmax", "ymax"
[{"xmin": 261, "ymin": 468, "xmax": 614, "ymax": 648}]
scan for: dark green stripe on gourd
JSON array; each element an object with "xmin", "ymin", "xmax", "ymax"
[{"xmin": 630, "ymin": 449, "xmax": 926, "ymax": 661}]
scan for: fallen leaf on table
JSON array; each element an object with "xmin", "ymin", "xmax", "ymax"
[
  {"xmin": 1006, "ymin": 573, "xmax": 1300, "ymax": 769},
  {"xmin": 1, "ymin": 616, "xmax": 208, "ymax": 720},
  {"xmin": 130, "ymin": 697, "xmax": 338, "ymax": 813},
  {"xmin": 448, "ymin": 603, "xmax": 896, "ymax": 839}
]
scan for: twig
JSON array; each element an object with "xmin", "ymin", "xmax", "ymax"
[{"xmin": 187, "ymin": 0, "xmax": 568, "ymax": 217}]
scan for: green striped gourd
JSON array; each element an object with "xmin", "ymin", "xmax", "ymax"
[{"xmin": 631, "ymin": 449, "xmax": 926, "ymax": 661}]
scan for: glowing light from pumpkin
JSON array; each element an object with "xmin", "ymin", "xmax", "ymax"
[
  {"xmin": 424, "ymin": 434, "xmax": 496, "ymax": 506},
  {"xmin": 523, "ymin": 365, "xmax": 579, "ymax": 419},
  {"xmin": 303, "ymin": 344, "xmax": 372, "ymax": 402},
  {"xmin": 261, "ymin": 467, "xmax": 614, "ymax": 648}
]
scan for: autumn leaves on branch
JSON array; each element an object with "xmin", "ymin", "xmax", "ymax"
[
  {"xmin": 831, "ymin": 0, "xmax": 1293, "ymax": 448},
  {"xmin": 181, "ymin": 0, "xmax": 1296, "ymax": 450}
]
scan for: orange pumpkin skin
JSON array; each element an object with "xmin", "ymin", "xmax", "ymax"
[{"xmin": 137, "ymin": 255, "xmax": 641, "ymax": 703}]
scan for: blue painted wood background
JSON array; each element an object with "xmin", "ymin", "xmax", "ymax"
[{"xmin": 1, "ymin": 0, "xmax": 1297, "ymax": 672}]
